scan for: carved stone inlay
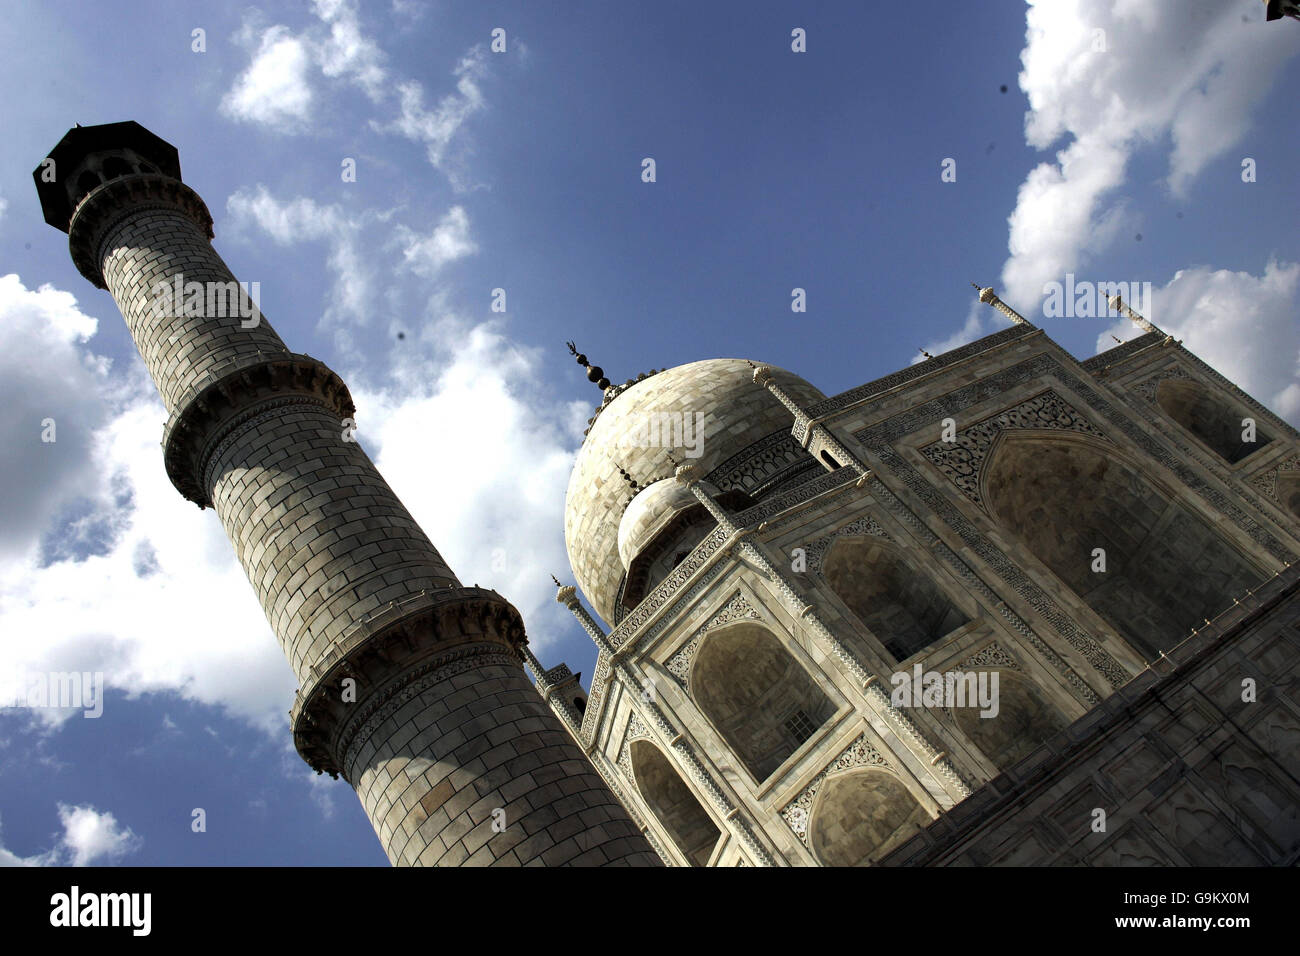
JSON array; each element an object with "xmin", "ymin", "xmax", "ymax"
[
  {"xmin": 962, "ymin": 642, "xmax": 1021, "ymax": 671},
  {"xmin": 780, "ymin": 733, "xmax": 892, "ymax": 845},
  {"xmin": 665, "ymin": 592, "xmax": 761, "ymax": 688},
  {"xmin": 803, "ymin": 514, "xmax": 891, "ymax": 574},
  {"xmin": 920, "ymin": 390, "xmax": 1106, "ymax": 506},
  {"xmin": 1133, "ymin": 365, "xmax": 1192, "ymax": 401},
  {"xmin": 1250, "ymin": 456, "xmax": 1300, "ymax": 502},
  {"xmin": 580, "ymin": 650, "xmax": 612, "ymax": 744},
  {"xmin": 705, "ymin": 428, "xmax": 820, "ymax": 497},
  {"xmin": 615, "ymin": 710, "xmax": 652, "ymax": 781}
]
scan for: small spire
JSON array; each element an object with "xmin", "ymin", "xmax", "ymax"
[
  {"xmin": 919, "ymin": 347, "xmax": 935, "ymax": 360},
  {"xmin": 550, "ymin": 574, "xmax": 562, "ymax": 587},
  {"xmin": 1111, "ymin": 334, "xmax": 1123, "ymax": 345},
  {"xmin": 566, "ymin": 341, "xmax": 611, "ymax": 391}
]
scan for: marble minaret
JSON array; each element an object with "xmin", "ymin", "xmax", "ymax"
[{"xmin": 34, "ymin": 121, "xmax": 658, "ymax": 867}]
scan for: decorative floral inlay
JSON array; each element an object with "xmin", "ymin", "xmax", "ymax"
[
  {"xmin": 780, "ymin": 733, "xmax": 892, "ymax": 845},
  {"xmin": 962, "ymin": 642, "xmax": 1021, "ymax": 671},
  {"xmin": 1132, "ymin": 365, "xmax": 1192, "ymax": 401},
  {"xmin": 920, "ymin": 390, "xmax": 1106, "ymax": 506},
  {"xmin": 615, "ymin": 708, "xmax": 653, "ymax": 782},
  {"xmin": 1249, "ymin": 456, "xmax": 1300, "ymax": 502}
]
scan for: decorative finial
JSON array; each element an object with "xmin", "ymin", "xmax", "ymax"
[
  {"xmin": 919, "ymin": 348, "xmax": 935, "ymax": 360},
  {"xmin": 1111, "ymin": 334, "xmax": 1123, "ymax": 345},
  {"xmin": 550, "ymin": 574, "xmax": 562, "ymax": 587},
  {"xmin": 566, "ymin": 341, "xmax": 611, "ymax": 391}
]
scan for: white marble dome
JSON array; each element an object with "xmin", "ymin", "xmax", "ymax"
[{"xmin": 564, "ymin": 358, "xmax": 825, "ymax": 626}]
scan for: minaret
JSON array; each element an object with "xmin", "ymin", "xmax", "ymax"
[{"xmin": 34, "ymin": 121, "xmax": 658, "ymax": 867}]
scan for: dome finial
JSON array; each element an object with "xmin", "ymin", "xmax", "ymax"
[{"xmin": 566, "ymin": 341, "xmax": 611, "ymax": 391}]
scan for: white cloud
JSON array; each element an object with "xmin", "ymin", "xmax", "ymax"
[
  {"xmin": 221, "ymin": 25, "xmax": 315, "ymax": 129},
  {"xmin": 220, "ymin": 3, "xmax": 490, "ymax": 188},
  {"xmin": 395, "ymin": 206, "xmax": 477, "ymax": 277},
  {"xmin": 0, "ymin": 392, "xmax": 295, "ymax": 734},
  {"xmin": 380, "ymin": 48, "xmax": 488, "ymax": 188},
  {"xmin": 1003, "ymin": 0, "xmax": 1297, "ymax": 308},
  {"xmin": 0, "ymin": 275, "xmax": 123, "ymax": 565},
  {"xmin": 0, "ymin": 804, "xmax": 141, "ymax": 866},
  {"xmin": 312, "ymin": 0, "xmax": 389, "ymax": 101},
  {"xmin": 1097, "ymin": 260, "xmax": 1300, "ymax": 426}
]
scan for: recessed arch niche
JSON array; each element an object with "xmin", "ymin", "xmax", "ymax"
[
  {"xmin": 690, "ymin": 622, "xmax": 835, "ymax": 781},
  {"xmin": 982, "ymin": 433, "xmax": 1264, "ymax": 660},
  {"xmin": 822, "ymin": 536, "xmax": 968, "ymax": 662},
  {"xmin": 953, "ymin": 669, "xmax": 1067, "ymax": 770},
  {"xmin": 807, "ymin": 769, "xmax": 930, "ymax": 866},
  {"xmin": 1155, "ymin": 378, "xmax": 1271, "ymax": 463},
  {"xmin": 629, "ymin": 739, "xmax": 720, "ymax": 866},
  {"xmin": 1276, "ymin": 473, "xmax": 1300, "ymax": 521}
]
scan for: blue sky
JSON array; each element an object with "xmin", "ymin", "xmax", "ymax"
[{"xmin": 0, "ymin": 0, "xmax": 1296, "ymax": 865}]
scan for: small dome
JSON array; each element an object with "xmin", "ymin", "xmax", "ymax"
[
  {"xmin": 565, "ymin": 358, "xmax": 825, "ymax": 625},
  {"xmin": 617, "ymin": 478, "xmax": 700, "ymax": 571}
]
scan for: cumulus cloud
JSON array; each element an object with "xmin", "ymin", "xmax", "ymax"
[
  {"xmin": 220, "ymin": 2, "xmax": 490, "ymax": 187},
  {"xmin": 394, "ymin": 206, "xmax": 477, "ymax": 277},
  {"xmin": 1003, "ymin": 0, "xmax": 1297, "ymax": 307},
  {"xmin": 0, "ymin": 275, "xmax": 123, "ymax": 565},
  {"xmin": 0, "ymin": 804, "xmax": 141, "ymax": 866},
  {"xmin": 221, "ymin": 25, "xmax": 315, "ymax": 129},
  {"xmin": 379, "ymin": 49, "xmax": 489, "ymax": 189},
  {"xmin": 1098, "ymin": 260, "xmax": 1300, "ymax": 426},
  {"xmin": 0, "ymin": 392, "xmax": 295, "ymax": 734}
]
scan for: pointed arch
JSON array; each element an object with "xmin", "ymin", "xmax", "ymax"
[
  {"xmin": 690, "ymin": 622, "xmax": 835, "ymax": 781},
  {"xmin": 1277, "ymin": 473, "xmax": 1300, "ymax": 521},
  {"xmin": 983, "ymin": 432, "xmax": 1264, "ymax": 660},
  {"xmin": 807, "ymin": 769, "xmax": 930, "ymax": 866},
  {"xmin": 629, "ymin": 739, "xmax": 720, "ymax": 866},
  {"xmin": 952, "ymin": 669, "xmax": 1067, "ymax": 770},
  {"xmin": 1156, "ymin": 378, "xmax": 1271, "ymax": 463},
  {"xmin": 822, "ymin": 535, "xmax": 968, "ymax": 662}
]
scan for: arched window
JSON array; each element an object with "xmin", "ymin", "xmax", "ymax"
[
  {"xmin": 629, "ymin": 740, "xmax": 720, "ymax": 866},
  {"xmin": 1276, "ymin": 473, "xmax": 1300, "ymax": 521},
  {"xmin": 691, "ymin": 623, "xmax": 835, "ymax": 781},
  {"xmin": 1156, "ymin": 378, "xmax": 1271, "ymax": 463},
  {"xmin": 952, "ymin": 670, "xmax": 1066, "ymax": 769},
  {"xmin": 822, "ymin": 536, "xmax": 968, "ymax": 662},
  {"xmin": 807, "ymin": 769, "xmax": 930, "ymax": 866},
  {"xmin": 984, "ymin": 434, "xmax": 1264, "ymax": 660},
  {"xmin": 75, "ymin": 169, "xmax": 101, "ymax": 196},
  {"xmin": 102, "ymin": 156, "xmax": 134, "ymax": 180}
]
